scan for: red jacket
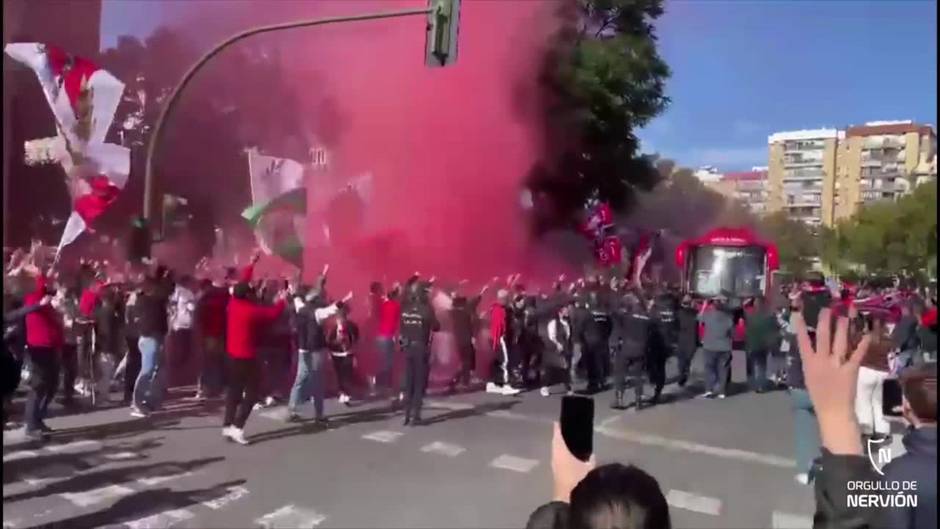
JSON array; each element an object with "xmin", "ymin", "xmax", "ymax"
[
  {"xmin": 198, "ymin": 288, "xmax": 229, "ymax": 338},
  {"xmin": 79, "ymin": 281, "xmax": 103, "ymax": 318},
  {"xmin": 490, "ymin": 303, "xmax": 507, "ymax": 349},
  {"xmin": 226, "ymin": 297, "xmax": 285, "ymax": 360},
  {"xmin": 376, "ymin": 298, "xmax": 401, "ymax": 338},
  {"xmin": 24, "ymin": 274, "xmax": 64, "ymax": 349}
]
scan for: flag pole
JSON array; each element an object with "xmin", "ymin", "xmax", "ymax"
[{"xmin": 142, "ymin": 7, "xmax": 433, "ymax": 225}]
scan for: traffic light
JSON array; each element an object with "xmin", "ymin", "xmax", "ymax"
[
  {"xmin": 425, "ymin": 0, "xmax": 460, "ymax": 67},
  {"xmin": 127, "ymin": 216, "xmax": 152, "ymax": 262}
]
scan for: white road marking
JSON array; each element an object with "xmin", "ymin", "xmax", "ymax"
[
  {"xmin": 772, "ymin": 511, "xmax": 813, "ymax": 529},
  {"xmin": 61, "ymin": 484, "xmax": 135, "ymax": 507},
  {"xmin": 255, "ymin": 505, "xmax": 326, "ymax": 529},
  {"xmin": 597, "ymin": 415, "xmax": 621, "ymax": 428},
  {"xmin": 259, "ymin": 406, "xmax": 288, "ymax": 421},
  {"xmin": 489, "ymin": 454, "xmax": 540, "ymax": 473},
  {"xmin": 2, "ymin": 450, "xmax": 38, "ymax": 463},
  {"xmin": 3, "ymin": 519, "xmax": 21, "ymax": 528},
  {"xmin": 424, "ymin": 400, "xmax": 474, "ymax": 411},
  {"xmin": 136, "ymin": 469, "xmax": 194, "ymax": 486},
  {"xmin": 104, "ymin": 451, "xmax": 141, "ymax": 461},
  {"xmin": 46, "ymin": 440, "xmax": 102, "ymax": 454},
  {"xmin": 23, "ymin": 476, "xmax": 58, "ymax": 487},
  {"xmin": 665, "ymin": 489, "xmax": 722, "ymax": 516},
  {"xmin": 361, "ymin": 430, "xmax": 403, "ymax": 443},
  {"xmin": 420, "ymin": 441, "xmax": 466, "ymax": 457},
  {"xmin": 485, "ymin": 410, "xmax": 552, "ymax": 425},
  {"xmin": 202, "ymin": 485, "xmax": 250, "ymax": 510},
  {"xmin": 124, "ymin": 508, "xmax": 195, "ymax": 529},
  {"xmin": 596, "ymin": 423, "xmax": 796, "ymax": 468}
]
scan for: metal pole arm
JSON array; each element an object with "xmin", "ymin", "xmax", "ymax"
[{"xmin": 142, "ymin": 7, "xmax": 432, "ymax": 222}]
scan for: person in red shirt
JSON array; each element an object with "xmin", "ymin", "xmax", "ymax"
[
  {"xmin": 222, "ymin": 280, "xmax": 286, "ymax": 445},
  {"xmin": 23, "ymin": 271, "xmax": 64, "ymax": 440},
  {"xmin": 194, "ymin": 278, "xmax": 228, "ymax": 399},
  {"xmin": 375, "ymin": 284, "xmax": 402, "ymax": 397}
]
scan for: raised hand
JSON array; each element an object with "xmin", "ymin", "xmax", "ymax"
[
  {"xmin": 322, "ymin": 264, "xmax": 330, "ymax": 277},
  {"xmin": 342, "ymin": 291, "xmax": 354, "ymax": 303}
]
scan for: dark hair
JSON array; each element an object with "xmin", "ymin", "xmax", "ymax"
[
  {"xmin": 901, "ymin": 364, "xmax": 937, "ymax": 423},
  {"xmin": 232, "ymin": 282, "xmax": 252, "ymax": 300},
  {"xmin": 370, "ymin": 281, "xmax": 384, "ymax": 296},
  {"xmin": 569, "ymin": 464, "xmax": 671, "ymax": 529}
]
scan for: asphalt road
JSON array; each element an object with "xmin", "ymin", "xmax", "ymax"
[{"xmin": 2, "ymin": 352, "xmax": 902, "ymax": 529}]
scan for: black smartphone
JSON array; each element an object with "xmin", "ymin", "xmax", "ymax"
[
  {"xmin": 883, "ymin": 377, "xmax": 903, "ymax": 417},
  {"xmin": 560, "ymin": 395, "xmax": 594, "ymax": 462}
]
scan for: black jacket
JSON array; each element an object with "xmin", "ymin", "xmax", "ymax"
[
  {"xmin": 677, "ymin": 306, "xmax": 699, "ymax": 354},
  {"xmin": 294, "ymin": 303, "xmax": 328, "ymax": 352},
  {"xmin": 877, "ymin": 427, "xmax": 937, "ymax": 529},
  {"xmin": 137, "ymin": 290, "xmax": 169, "ymax": 338},
  {"xmin": 399, "ymin": 299, "xmax": 440, "ymax": 350}
]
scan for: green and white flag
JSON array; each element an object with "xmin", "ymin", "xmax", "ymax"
[{"xmin": 242, "ymin": 148, "xmax": 306, "ymax": 268}]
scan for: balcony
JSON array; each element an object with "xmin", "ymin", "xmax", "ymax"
[{"xmin": 783, "ymin": 158, "xmax": 824, "ymax": 168}]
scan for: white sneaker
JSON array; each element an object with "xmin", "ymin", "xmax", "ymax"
[
  {"xmin": 539, "ymin": 387, "xmax": 550, "ymax": 397},
  {"xmin": 794, "ymin": 473, "xmax": 810, "ymax": 485},
  {"xmin": 699, "ymin": 391, "xmax": 715, "ymax": 399},
  {"xmin": 717, "ymin": 393, "xmax": 727, "ymax": 399},
  {"xmin": 130, "ymin": 407, "xmax": 148, "ymax": 418},
  {"xmin": 339, "ymin": 393, "xmax": 350, "ymax": 404},
  {"xmin": 264, "ymin": 396, "xmax": 277, "ymax": 407},
  {"xmin": 229, "ymin": 427, "xmax": 249, "ymax": 445},
  {"xmin": 501, "ymin": 386, "xmax": 522, "ymax": 396},
  {"xmin": 222, "ymin": 426, "xmax": 234, "ymax": 438},
  {"xmin": 486, "ymin": 382, "xmax": 502, "ymax": 394},
  {"xmin": 252, "ymin": 402, "xmax": 264, "ymax": 411}
]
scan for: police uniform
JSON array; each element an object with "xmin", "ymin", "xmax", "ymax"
[
  {"xmin": 399, "ymin": 295, "xmax": 440, "ymax": 425},
  {"xmin": 610, "ymin": 299, "xmax": 651, "ymax": 410},
  {"xmin": 582, "ymin": 294, "xmax": 612, "ymax": 393},
  {"xmin": 649, "ymin": 294, "xmax": 678, "ymax": 402}
]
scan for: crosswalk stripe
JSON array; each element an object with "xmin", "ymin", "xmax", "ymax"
[
  {"xmin": 2, "ymin": 450, "xmax": 38, "ymax": 463},
  {"xmin": 135, "ymin": 470, "xmax": 194, "ymax": 487},
  {"xmin": 420, "ymin": 441, "xmax": 466, "ymax": 457},
  {"xmin": 46, "ymin": 440, "xmax": 102, "ymax": 454},
  {"xmin": 424, "ymin": 400, "xmax": 474, "ymax": 411},
  {"xmin": 361, "ymin": 430, "xmax": 403, "ymax": 443},
  {"xmin": 666, "ymin": 489, "xmax": 722, "ymax": 516},
  {"xmin": 202, "ymin": 485, "xmax": 250, "ymax": 510},
  {"xmin": 124, "ymin": 508, "xmax": 195, "ymax": 529},
  {"xmin": 771, "ymin": 511, "xmax": 813, "ymax": 529},
  {"xmin": 255, "ymin": 504, "xmax": 326, "ymax": 529},
  {"xmin": 104, "ymin": 451, "xmax": 141, "ymax": 461},
  {"xmin": 61, "ymin": 484, "xmax": 135, "ymax": 507},
  {"xmin": 489, "ymin": 454, "xmax": 540, "ymax": 473}
]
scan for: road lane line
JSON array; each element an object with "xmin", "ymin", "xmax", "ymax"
[
  {"xmin": 202, "ymin": 485, "xmax": 250, "ymax": 510},
  {"xmin": 255, "ymin": 505, "xmax": 326, "ymax": 529},
  {"xmin": 595, "ymin": 424, "xmax": 796, "ymax": 468},
  {"xmin": 361, "ymin": 430, "xmax": 403, "ymax": 443},
  {"xmin": 124, "ymin": 508, "xmax": 195, "ymax": 529},
  {"xmin": 489, "ymin": 454, "xmax": 540, "ymax": 473},
  {"xmin": 61, "ymin": 484, "xmax": 135, "ymax": 507},
  {"xmin": 420, "ymin": 441, "xmax": 466, "ymax": 457},
  {"xmin": 772, "ymin": 511, "xmax": 813, "ymax": 529},
  {"xmin": 666, "ymin": 489, "xmax": 722, "ymax": 516},
  {"xmin": 424, "ymin": 400, "xmax": 474, "ymax": 411}
]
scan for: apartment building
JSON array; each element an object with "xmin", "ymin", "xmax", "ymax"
[
  {"xmin": 722, "ymin": 169, "xmax": 769, "ymax": 214},
  {"xmin": 835, "ymin": 121, "xmax": 936, "ymax": 221},
  {"xmin": 767, "ymin": 128, "xmax": 842, "ymax": 227}
]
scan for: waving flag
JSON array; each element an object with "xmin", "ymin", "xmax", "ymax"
[
  {"xmin": 243, "ymin": 148, "xmax": 306, "ymax": 267},
  {"xmin": 5, "ymin": 43, "xmax": 129, "ymax": 255}
]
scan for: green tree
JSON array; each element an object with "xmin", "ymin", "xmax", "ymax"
[
  {"xmin": 757, "ymin": 211, "xmax": 819, "ymax": 277},
  {"xmin": 529, "ymin": 0, "xmax": 670, "ymax": 230}
]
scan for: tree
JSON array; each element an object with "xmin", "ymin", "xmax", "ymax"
[
  {"xmin": 528, "ymin": 0, "xmax": 670, "ymax": 231},
  {"xmin": 757, "ymin": 211, "xmax": 819, "ymax": 277}
]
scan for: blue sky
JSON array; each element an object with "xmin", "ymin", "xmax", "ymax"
[{"xmin": 101, "ymin": 0, "xmax": 938, "ymax": 171}]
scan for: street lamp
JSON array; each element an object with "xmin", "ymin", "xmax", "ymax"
[{"xmin": 141, "ymin": 0, "xmax": 460, "ymax": 242}]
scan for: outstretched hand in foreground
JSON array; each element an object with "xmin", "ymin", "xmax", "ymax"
[{"xmin": 793, "ymin": 308, "xmax": 871, "ymax": 456}]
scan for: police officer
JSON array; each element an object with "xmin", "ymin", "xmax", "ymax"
[
  {"xmin": 399, "ymin": 282, "xmax": 440, "ymax": 426},
  {"xmin": 648, "ymin": 290, "xmax": 678, "ymax": 404},
  {"xmin": 611, "ymin": 295, "xmax": 651, "ymax": 410},
  {"xmin": 582, "ymin": 290, "xmax": 612, "ymax": 394}
]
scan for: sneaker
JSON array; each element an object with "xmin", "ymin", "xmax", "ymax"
[
  {"xmin": 222, "ymin": 426, "xmax": 234, "ymax": 438},
  {"xmin": 38, "ymin": 422, "xmax": 54, "ymax": 433},
  {"xmin": 717, "ymin": 393, "xmax": 727, "ymax": 399},
  {"xmin": 264, "ymin": 396, "xmax": 277, "ymax": 407},
  {"xmin": 252, "ymin": 402, "xmax": 264, "ymax": 411},
  {"xmin": 699, "ymin": 391, "xmax": 715, "ymax": 399},
  {"xmin": 228, "ymin": 427, "xmax": 249, "ymax": 445},
  {"xmin": 23, "ymin": 428, "xmax": 47, "ymax": 442},
  {"xmin": 130, "ymin": 407, "xmax": 148, "ymax": 418},
  {"xmin": 285, "ymin": 412, "xmax": 301, "ymax": 423},
  {"xmin": 485, "ymin": 382, "xmax": 503, "ymax": 394},
  {"xmin": 338, "ymin": 393, "xmax": 350, "ymax": 404},
  {"xmin": 539, "ymin": 386, "xmax": 550, "ymax": 398},
  {"xmin": 501, "ymin": 386, "xmax": 522, "ymax": 396},
  {"xmin": 794, "ymin": 473, "xmax": 810, "ymax": 485}
]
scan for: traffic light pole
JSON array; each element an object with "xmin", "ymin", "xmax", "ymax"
[{"xmin": 141, "ymin": 7, "xmax": 434, "ymax": 225}]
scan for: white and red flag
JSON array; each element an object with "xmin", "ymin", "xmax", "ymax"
[
  {"xmin": 5, "ymin": 43, "xmax": 129, "ymax": 255},
  {"xmin": 630, "ymin": 231, "xmax": 655, "ymax": 286}
]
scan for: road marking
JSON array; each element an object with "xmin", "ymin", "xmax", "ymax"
[
  {"xmin": 202, "ymin": 485, "xmax": 250, "ymax": 510},
  {"xmin": 3, "ymin": 519, "xmax": 21, "ymax": 528},
  {"xmin": 22, "ymin": 476, "xmax": 59, "ymax": 487},
  {"xmin": 596, "ymin": 423, "xmax": 796, "ymax": 469},
  {"xmin": 259, "ymin": 406, "xmax": 288, "ymax": 421},
  {"xmin": 424, "ymin": 400, "xmax": 474, "ymax": 411},
  {"xmin": 104, "ymin": 451, "xmax": 141, "ymax": 461},
  {"xmin": 255, "ymin": 505, "xmax": 326, "ymax": 529},
  {"xmin": 771, "ymin": 511, "xmax": 813, "ymax": 529},
  {"xmin": 421, "ymin": 441, "xmax": 466, "ymax": 457},
  {"xmin": 361, "ymin": 430, "xmax": 403, "ymax": 443},
  {"xmin": 61, "ymin": 484, "xmax": 135, "ymax": 507},
  {"xmin": 489, "ymin": 454, "xmax": 540, "ymax": 473},
  {"xmin": 2, "ymin": 450, "xmax": 38, "ymax": 463},
  {"xmin": 46, "ymin": 440, "xmax": 102, "ymax": 454},
  {"xmin": 485, "ymin": 410, "xmax": 552, "ymax": 425},
  {"xmin": 597, "ymin": 415, "xmax": 621, "ymax": 428},
  {"xmin": 665, "ymin": 489, "xmax": 722, "ymax": 516},
  {"xmin": 136, "ymin": 469, "xmax": 194, "ymax": 486},
  {"xmin": 124, "ymin": 508, "xmax": 195, "ymax": 529}
]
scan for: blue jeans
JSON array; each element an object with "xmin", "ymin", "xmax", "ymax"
[
  {"xmin": 375, "ymin": 337, "xmax": 396, "ymax": 391},
  {"xmin": 789, "ymin": 388, "xmax": 821, "ymax": 474},
  {"xmin": 703, "ymin": 349, "xmax": 731, "ymax": 394},
  {"xmin": 288, "ymin": 350, "xmax": 326, "ymax": 419},
  {"xmin": 746, "ymin": 348, "xmax": 768, "ymax": 391},
  {"xmin": 133, "ymin": 336, "xmax": 165, "ymax": 410}
]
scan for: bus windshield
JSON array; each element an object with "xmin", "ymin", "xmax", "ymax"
[{"xmin": 690, "ymin": 245, "xmax": 767, "ymax": 298}]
